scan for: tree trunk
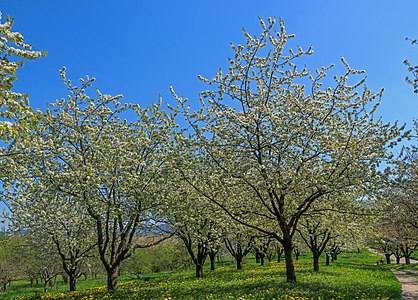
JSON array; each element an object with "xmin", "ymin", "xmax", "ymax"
[
  {"xmin": 283, "ymin": 243, "xmax": 296, "ymax": 283},
  {"xmin": 69, "ymin": 273, "xmax": 78, "ymax": 292},
  {"xmin": 44, "ymin": 279, "xmax": 49, "ymax": 293},
  {"xmin": 260, "ymin": 254, "xmax": 265, "ymax": 266},
  {"xmin": 210, "ymin": 256, "xmax": 215, "ymax": 271},
  {"xmin": 30, "ymin": 278, "xmax": 34, "ymax": 287},
  {"xmin": 236, "ymin": 257, "xmax": 243, "ymax": 270},
  {"xmin": 209, "ymin": 253, "xmax": 216, "ymax": 271},
  {"xmin": 396, "ymin": 256, "xmax": 400, "ymax": 264},
  {"xmin": 325, "ymin": 253, "xmax": 330, "ymax": 266},
  {"xmin": 406, "ymin": 256, "xmax": 411, "ymax": 265},
  {"xmin": 313, "ymin": 252, "xmax": 320, "ymax": 272},
  {"xmin": 107, "ymin": 267, "xmax": 119, "ymax": 291},
  {"xmin": 385, "ymin": 253, "xmax": 391, "ymax": 264},
  {"xmin": 195, "ymin": 264, "xmax": 203, "ymax": 279},
  {"xmin": 277, "ymin": 249, "xmax": 283, "ymax": 263}
]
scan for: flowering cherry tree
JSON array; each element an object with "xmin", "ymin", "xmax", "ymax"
[
  {"xmin": 6, "ymin": 69, "xmax": 176, "ymax": 291},
  {"xmin": 0, "ymin": 12, "xmax": 46, "ymax": 138},
  {"xmin": 173, "ymin": 18, "xmax": 404, "ymax": 283}
]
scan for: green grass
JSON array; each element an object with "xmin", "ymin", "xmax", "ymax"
[{"xmin": 1, "ymin": 250, "xmax": 401, "ymax": 300}]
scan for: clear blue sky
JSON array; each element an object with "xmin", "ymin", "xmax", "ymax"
[{"xmin": 2, "ymin": 0, "xmax": 418, "ymax": 127}]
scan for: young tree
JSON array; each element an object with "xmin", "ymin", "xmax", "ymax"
[
  {"xmin": 252, "ymin": 236, "xmax": 271, "ymax": 266},
  {"xmin": 7, "ymin": 178, "xmax": 97, "ymax": 291},
  {"xmin": 173, "ymin": 18, "xmax": 403, "ymax": 283},
  {"xmin": 0, "ymin": 232, "xmax": 26, "ymax": 292},
  {"xmin": 224, "ymin": 223, "xmax": 256, "ymax": 269},
  {"xmin": 297, "ymin": 218, "xmax": 332, "ymax": 272},
  {"xmin": 167, "ymin": 185, "xmax": 225, "ymax": 278}
]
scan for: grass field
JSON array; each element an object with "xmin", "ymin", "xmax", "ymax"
[{"xmin": 0, "ymin": 250, "xmax": 402, "ymax": 300}]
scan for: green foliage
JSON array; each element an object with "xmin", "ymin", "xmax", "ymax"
[
  {"xmin": 6, "ymin": 250, "xmax": 401, "ymax": 300},
  {"xmin": 122, "ymin": 238, "xmax": 191, "ymax": 277}
]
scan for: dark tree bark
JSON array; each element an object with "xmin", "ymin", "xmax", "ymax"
[
  {"xmin": 208, "ymin": 248, "xmax": 219, "ymax": 271},
  {"xmin": 88, "ymin": 205, "xmax": 171, "ymax": 291},
  {"xmin": 224, "ymin": 234, "xmax": 254, "ymax": 270},
  {"xmin": 385, "ymin": 253, "xmax": 391, "ymax": 264},
  {"xmin": 52, "ymin": 235, "xmax": 97, "ymax": 292},
  {"xmin": 260, "ymin": 253, "xmax": 265, "ymax": 266},
  {"xmin": 329, "ymin": 241, "xmax": 342, "ymax": 262},
  {"xmin": 107, "ymin": 267, "xmax": 119, "ymax": 291},
  {"xmin": 255, "ymin": 253, "xmax": 260, "ymax": 264},
  {"xmin": 179, "ymin": 232, "xmax": 209, "ymax": 279},
  {"xmin": 236, "ymin": 258, "xmax": 243, "ymax": 270},
  {"xmin": 400, "ymin": 243, "xmax": 418, "ymax": 266},
  {"xmin": 297, "ymin": 221, "xmax": 332, "ymax": 272},
  {"xmin": 253, "ymin": 237, "xmax": 270, "ymax": 266},
  {"xmin": 69, "ymin": 274, "xmax": 78, "ymax": 292},
  {"xmin": 283, "ymin": 239, "xmax": 296, "ymax": 283},
  {"xmin": 392, "ymin": 246, "xmax": 402, "ymax": 265},
  {"xmin": 277, "ymin": 248, "xmax": 284, "ymax": 263},
  {"xmin": 293, "ymin": 246, "xmax": 301, "ymax": 261}
]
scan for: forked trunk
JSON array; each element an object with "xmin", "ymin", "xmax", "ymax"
[{"xmin": 406, "ymin": 256, "xmax": 411, "ymax": 265}]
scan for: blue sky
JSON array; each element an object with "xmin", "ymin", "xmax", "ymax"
[{"xmin": 2, "ymin": 0, "xmax": 418, "ymax": 127}]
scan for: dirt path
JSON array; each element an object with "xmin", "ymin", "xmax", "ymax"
[
  {"xmin": 368, "ymin": 249, "xmax": 418, "ymax": 299},
  {"xmin": 391, "ymin": 270, "xmax": 418, "ymax": 300}
]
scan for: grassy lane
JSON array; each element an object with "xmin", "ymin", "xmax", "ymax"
[{"xmin": 2, "ymin": 250, "xmax": 401, "ymax": 300}]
